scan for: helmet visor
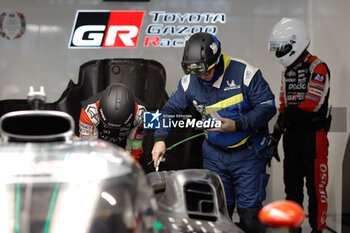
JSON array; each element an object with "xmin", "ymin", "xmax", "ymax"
[
  {"xmin": 268, "ymin": 40, "xmax": 290, "ymax": 51},
  {"xmin": 268, "ymin": 40, "xmax": 293, "ymax": 58},
  {"xmin": 181, "ymin": 62, "xmax": 211, "ymax": 75}
]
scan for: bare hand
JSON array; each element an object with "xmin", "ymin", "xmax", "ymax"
[
  {"xmin": 206, "ymin": 117, "xmax": 236, "ymax": 132},
  {"xmin": 151, "ymin": 141, "xmax": 166, "ymax": 167}
]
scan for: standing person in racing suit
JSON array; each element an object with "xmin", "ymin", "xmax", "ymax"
[
  {"xmin": 268, "ymin": 18, "xmax": 331, "ymax": 233},
  {"xmin": 79, "ymin": 83, "xmax": 146, "ymax": 161},
  {"xmin": 151, "ymin": 32, "xmax": 276, "ymax": 233}
]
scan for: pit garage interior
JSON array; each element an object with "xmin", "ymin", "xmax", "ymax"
[{"xmin": 0, "ymin": 0, "xmax": 350, "ymax": 232}]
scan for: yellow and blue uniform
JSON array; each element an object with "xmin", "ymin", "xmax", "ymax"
[{"xmin": 154, "ymin": 53, "xmax": 276, "ymax": 212}]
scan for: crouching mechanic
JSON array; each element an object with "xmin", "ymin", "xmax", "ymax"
[
  {"xmin": 79, "ymin": 83, "xmax": 146, "ymax": 161},
  {"xmin": 151, "ymin": 32, "xmax": 276, "ymax": 233}
]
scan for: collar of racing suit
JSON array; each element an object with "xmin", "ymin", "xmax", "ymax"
[
  {"xmin": 211, "ymin": 53, "xmax": 232, "ymax": 89},
  {"xmin": 287, "ymin": 50, "xmax": 310, "ymax": 70}
]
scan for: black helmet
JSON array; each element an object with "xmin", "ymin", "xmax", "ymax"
[
  {"xmin": 98, "ymin": 84, "xmax": 135, "ymax": 128},
  {"xmin": 181, "ymin": 32, "xmax": 221, "ymax": 75}
]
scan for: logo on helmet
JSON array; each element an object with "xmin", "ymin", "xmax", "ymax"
[
  {"xmin": 99, "ymin": 108, "xmax": 106, "ymax": 121},
  {"xmin": 210, "ymin": 42, "xmax": 218, "ymax": 55},
  {"xmin": 124, "ymin": 113, "xmax": 134, "ymax": 125}
]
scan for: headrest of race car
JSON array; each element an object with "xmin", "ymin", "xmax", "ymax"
[{"xmin": 0, "ymin": 110, "xmax": 75, "ymax": 142}]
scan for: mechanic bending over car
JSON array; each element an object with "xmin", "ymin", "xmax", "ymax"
[
  {"xmin": 151, "ymin": 32, "xmax": 276, "ymax": 233},
  {"xmin": 268, "ymin": 18, "xmax": 331, "ymax": 233},
  {"xmin": 79, "ymin": 83, "xmax": 146, "ymax": 161}
]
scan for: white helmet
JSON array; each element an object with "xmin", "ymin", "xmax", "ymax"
[{"xmin": 268, "ymin": 18, "xmax": 310, "ymax": 67}]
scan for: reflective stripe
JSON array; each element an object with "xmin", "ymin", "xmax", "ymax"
[
  {"xmin": 205, "ymin": 91, "xmax": 248, "ymax": 148},
  {"xmin": 205, "ymin": 93, "xmax": 243, "ymax": 115},
  {"xmin": 207, "ymin": 62, "xmax": 216, "ymax": 70},
  {"xmin": 226, "ymin": 135, "xmax": 251, "ymax": 148}
]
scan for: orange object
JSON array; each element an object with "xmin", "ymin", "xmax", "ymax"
[{"xmin": 258, "ymin": 200, "xmax": 306, "ymax": 229}]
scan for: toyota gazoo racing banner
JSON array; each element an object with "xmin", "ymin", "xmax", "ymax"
[
  {"xmin": 69, "ymin": 10, "xmax": 144, "ymax": 48},
  {"xmin": 69, "ymin": 10, "xmax": 227, "ymax": 49}
]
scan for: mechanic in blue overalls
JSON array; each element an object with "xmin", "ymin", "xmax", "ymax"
[{"xmin": 151, "ymin": 32, "xmax": 276, "ymax": 233}]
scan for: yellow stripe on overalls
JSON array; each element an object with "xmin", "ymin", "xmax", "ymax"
[
  {"xmin": 205, "ymin": 93, "xmax": 250, "ymax": 148},
  {"xmin": 226, "ymin": 136, "xmax": 250, "ymax": 148},
  {"xmin": 205, "ymin": 93, "xmax": 244, "ymax": 115}
]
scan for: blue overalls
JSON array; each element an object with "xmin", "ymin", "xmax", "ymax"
[{"xmin": 154, "ymin": 53, "xmax": 276, "ymax": 227}]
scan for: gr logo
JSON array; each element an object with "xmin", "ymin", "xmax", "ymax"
[{"xmin": 69, "ymin": 10, "xmax": 144, "ymax": 48}]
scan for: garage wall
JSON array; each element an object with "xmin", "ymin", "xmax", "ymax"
[
  {"xmin": 309, "ymin": 1, "xmax": 350, "ymax": 232},
  {"xmin": 0, "ymin": 0, "xmax": 308, "ymax": 102},
  {"xmin": 0, "ymin": 0, "xmax": 348, "ymax": 232}
]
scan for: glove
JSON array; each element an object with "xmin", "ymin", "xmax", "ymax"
[
  {"xmin": 266, "ymin": 136, "xmax": 281, "ymax": 167},
  {"xmin": 265, "ymin": 114, "xmax": 287, "ymax": 167},
  {"xmin": 271, "ymin": 114, "xmax": 288, "ymax": 141},
  {"xmin": 249, "ymin": 134, "xmax": 272, "ymax": 160}
]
